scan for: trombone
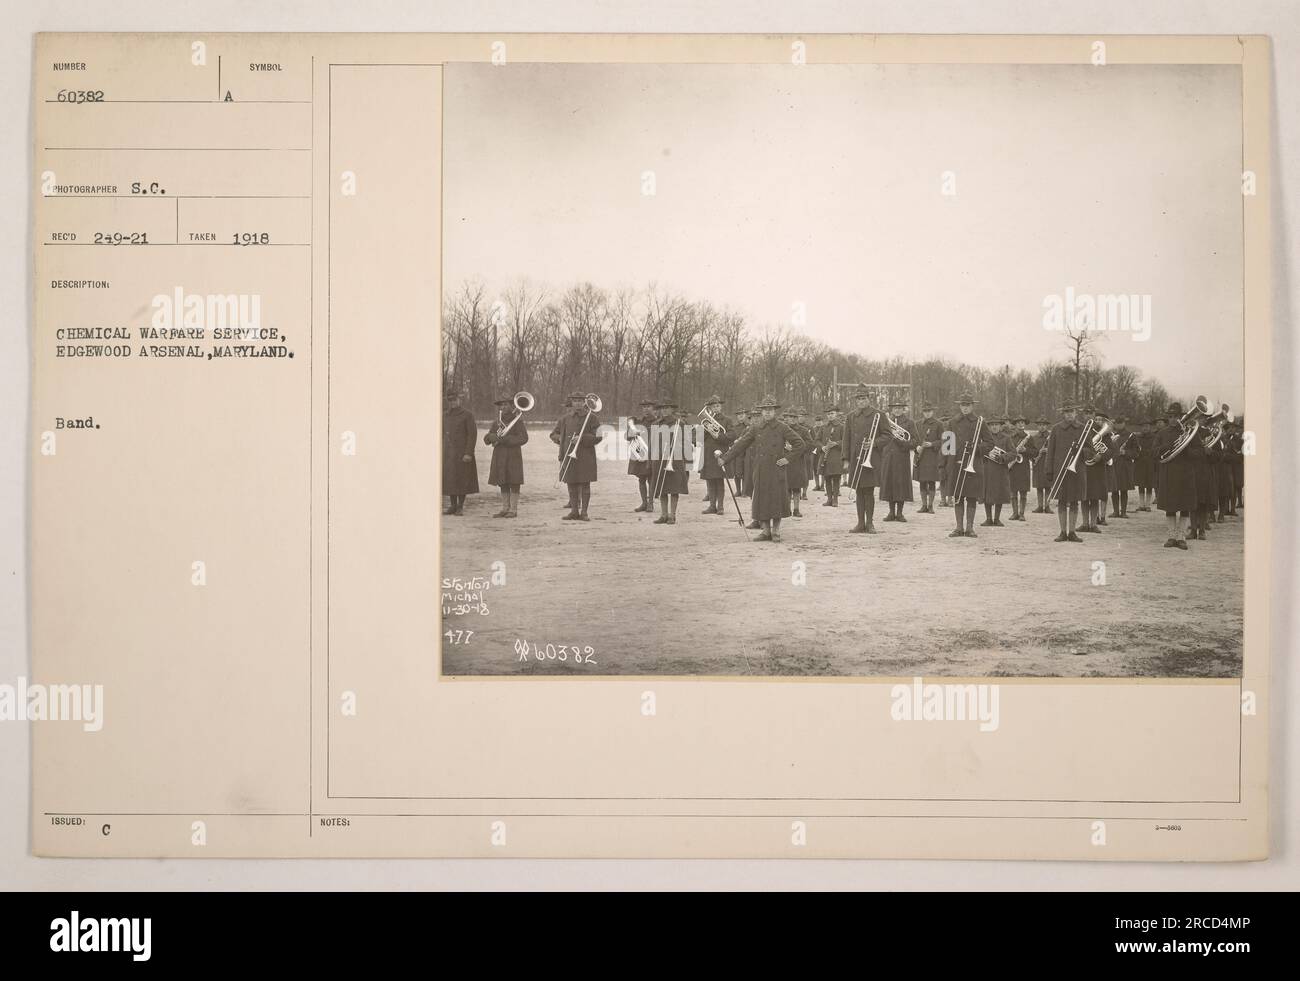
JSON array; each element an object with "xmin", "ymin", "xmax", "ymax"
[
  {"xmin": 653, "ymin": 411, "xmax": 682, "ymax": 498},
  {"xmin": 558, "ymin": 393, "xmax": 602, "ymax": 482},
  {"xmin": 1048, "ymin": 418, "xmax": 1095, "ymax": 501},
  {"xmin": 494, "ymin": 391, "xmax": 534, "ymax": 440},
  {"xmin": 849, "ymin": 412, "xmax": 881, "ymax": 487}
]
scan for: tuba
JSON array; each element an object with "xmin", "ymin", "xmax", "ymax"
[
  {"xmin": 1201, "ymin": 402, "xmax": 1233, "ymax": 450},
  {"xmin": 1158, "ymin": 395, "xmax": 1213, "ymax": 463},
  {"xmin": 495, "ymin": 391, "xmax": 534, "ymax": 439}
]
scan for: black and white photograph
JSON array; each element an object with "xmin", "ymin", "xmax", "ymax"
[{"xmin": 439, "ymin": 62, "xmax": 1248, "ymax": 678}]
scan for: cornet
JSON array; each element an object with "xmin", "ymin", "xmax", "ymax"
[
  {"xmin": 885, "ymin": 416, "xmax": 911, "ymax": 442},
  {"xmin": 494, "ymin": 391, "xmax": 534, "ymax": 439}
]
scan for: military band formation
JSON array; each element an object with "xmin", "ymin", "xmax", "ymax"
[{"xmin": 443, "ymin": 386, "xmax": 1245, "ymax": 548}]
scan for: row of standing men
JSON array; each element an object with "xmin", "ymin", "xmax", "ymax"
[{"xmin": 441, "ymin": 386, "xmax": 1245, "ymax": 548}]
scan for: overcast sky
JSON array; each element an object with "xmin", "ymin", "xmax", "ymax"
[{"xmin": 444, "ymin": 62, "xmax": 1245, "ymax": 411}]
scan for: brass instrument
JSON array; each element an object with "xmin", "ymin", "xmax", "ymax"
[
  {"xmin": 1158, "ymin": 395, "xmax": 1213, "ymax": 464},
  {"xmin": 849, "ymin": 412, "xmax": 882, "ymax": 487},
  {"xmin": 984, "ymin": 443, "xmax": 1010, "ymax": 464},
  {"xmin": 494, "ymin": 391, "xmax": 534, "ymax": 439},
  {"xmin": 653, "ymin": 412, "xmax": 682, "ymax": 498},
  {"xmin": 953, "ymin": 415, "xmax": 984, "ymax": 500},
  {"xmin": 1201, "ymin": 402, "xmax": 1234, "ymax": 450},
  {"xmin": 1082, "ymin": 420, "xmax": 1114, "ymax": 467},
  {"xmin": 886, "ymin": 416, "xmax": 911, "ymax": 442},
  {"xmin": 625, "ymin": 417, "xmax": 650, "ymax": 462},
  {"xmin": 698, "ymin": 405, "xmax": 726, "ymax": 440},
  {"xmin": 1048, "ymin": 418, "xmax": 1094, "ymax": 501},
  {"xmin": 558, "ymin": 393, "xmax": 602, "ymax": 482}
]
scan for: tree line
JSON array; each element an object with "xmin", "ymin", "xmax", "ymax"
[{"xmin": 443, "ymin": 279, "xmax": 1175, "ymax": 423}]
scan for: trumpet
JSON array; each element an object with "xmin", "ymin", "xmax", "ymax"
[
  {"xmin": 885, "ymin": 416, "xmax": 911, "ymax": 442},
  {"xmin": 558, "ymin": 393, "xmax": 602, "ymax": 482},
  {"xmin": 1158, "ymin": 395, "xmax": 1213, "ymax": 464},
  {"xmin": 494, "ymin": 391, "xmax": 534, "ymax": 439},
  {"xmin": 1082, "ymin": 420, "xmax": 1113, "ymax": 467},
  {"xmin": 698, "ymin": 405, "xmax": 726, "ymax": 440}
]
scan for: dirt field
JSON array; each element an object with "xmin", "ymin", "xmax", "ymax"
[{"xmin": 441, "ymin": 425, "xmax": 1243, "ymax": 677}]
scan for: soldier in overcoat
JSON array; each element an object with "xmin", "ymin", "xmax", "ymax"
[
  {"xmin": 1134, "ymin": 419, "xmax": 1156, "ymax": 512},
  {"xmin": 719, "ymin": 396, "xmax": 804, "ymax": 542},
  {"xmin": 1152, "ymin": 402, "xmax": 1200, "ymax": 549},
  {"xmin": 781, "ymin": 409, "xmax": 813, "ymax": 517},
  {"xmin": 842, "ymin": 385, "xmax": 886, "ymax": 534},
  {"xmin": 442, "ymin": 390, "xmax": 479, "ymax": 516},
  {"xmin": 1030, "ymin": 417, "xmax": 1052, "ymax": 513},
  {"xmin": 978, "ymin": 417, "xmax": 1014, "ymax": 527},
  {"xmin": 649, "ymin": 397, "xmax": 690, "ymax": 525},
  {"xmin": 1044, "ymin": 400, "xmax": 1086, "ymax": 542},
  {"xmin": 1230, "ymin": 421, "xmax": 1245, "ymax": 512},
  {"xmin": 626, "ymin": 397, "xmax": 657, "ymax": 512},
  {"xmin": 820, "ymin": 405, "xmax": 845, "ymax": 507},
  {"xmin": 938, "ymin": 413, "xmax": 957, "ymax": 507},
  {"xmin": 484, "ymin": 395, "xmax": 529, "ymax": 517},
  {"xmin": 1228, "ymin": 422, "xmax": 1245, "ymax": 514},
  {"xmin": 1109, "ymin": 417, "xmax": 1136, "ymax": 519},
  {"xmin": 913, "ymin": 402, "xmax": 943, "ymax": 514},
  {"xmin": 879, "ymin": 399, "xmax": 916, "ymax": 522},
  {"xmin": 1078, "ymin": 408, "xmax": 1111, "ymax": 533},
  {"xmin": 948, "ymin": 392, "xmax": 992, "ymax": 538},
  {"xmin": 810, "ymin": 411, "xmax": 827, "ymax": 491},
  {"xmin": 1006, "ymin": 415, "xmax": 1031, "ymax": 520},
  {"xmin": 550, "ymin": 390, "xmax": 603, "ymax": 521},
  {"xmin": 698, "ymin": 394, "xmax": 735, "ymax": 516},
  {"xmin": 1191, "ymin": 421, "xmax": 1218, "ymax": 540}
]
